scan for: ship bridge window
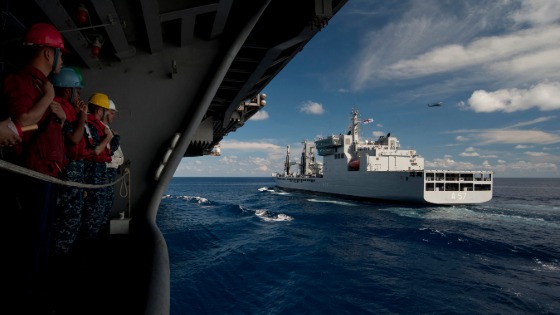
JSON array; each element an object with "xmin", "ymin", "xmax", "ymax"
[
  {"xmin": 425, "ymin": 183, "xmax": 435, "ymax": 191},
  {"xmin": 460, "ymin": 183, "xmax": 474, "ymax": 191},
  {"xmin": 425, "ymin": 173, "xmax": 435, "ymax": 181}
]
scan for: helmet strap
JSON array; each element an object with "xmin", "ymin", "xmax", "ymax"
[
  {"xmin": 51, "ymin": 48, "xmax": 60, "ymax": 73},
  {"xmin": 70, "ymin": 87, "xmax": 75, "ymax": 104}
]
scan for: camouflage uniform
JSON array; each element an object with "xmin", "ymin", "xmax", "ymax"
[
  {"xmin": 54, "ymin": 159, "xmax": 84, "ymax": 254},
  {"xmin": 81, "ymin": 115, "xmax": 111, "ymax": 240},
  {"xmin": 82, "ymin": 160, "xmax": 109, "ymax": 239}
]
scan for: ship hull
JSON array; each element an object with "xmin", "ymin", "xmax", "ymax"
[{"xmin": 275, "ymin": 171, "xmax": 492, "ymax": 205}]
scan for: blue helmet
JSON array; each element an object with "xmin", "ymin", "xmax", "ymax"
[{"xmin": 51, "ymin": 67, "xmax": 84, "ymax": 88}]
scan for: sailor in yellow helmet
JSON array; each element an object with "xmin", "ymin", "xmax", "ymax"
[{"xmin": 82, "ymin": 92, "xmax": 114, "ymax": 241}]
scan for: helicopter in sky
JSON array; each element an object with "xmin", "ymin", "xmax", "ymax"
[{"xmin": 427, "ymin": 102, "xmax": 443, "ymax": 107}]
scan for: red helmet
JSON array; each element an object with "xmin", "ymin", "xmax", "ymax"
[{"xmin": 23, "ymin": 23, "xmax": 69, "ymax": 53}]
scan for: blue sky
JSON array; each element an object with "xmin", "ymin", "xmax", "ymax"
[{"xmin": 175, "ymin": 0, "xmax": 560, "ymax": 178}]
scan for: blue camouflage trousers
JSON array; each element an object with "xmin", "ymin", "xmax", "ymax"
[
  {"xmin": 54, "ymin": 159, "xmax": 84, "ymax": 255},
  {"xmin": 81, "ymin": 160, "xmax": 109, "ymax": 240},
  {"xmin": 106, "ymin": 167, "xmax": 118, "ymax": 214}
]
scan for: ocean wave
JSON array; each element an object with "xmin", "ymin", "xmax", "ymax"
[
  {"xmin": 258, "ymin": 187, "xmax": 275, "ymax": 192},
  {"xmin": 258, "ymin": 187, "xmax": 291, "ymax": 195},
  {"xmin": 532, "ymin": 258, "xmax": 560, "ymax": 272},
  {"xmin": 161, "ymin": 194, "xmax": 209, "ymax": 204},
  {"xmin": 254, "ymin": 209, "xmax": 293, "ymax": 222}
]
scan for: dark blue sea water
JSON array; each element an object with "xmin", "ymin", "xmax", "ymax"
[{"xmin": 158, "ymin": 177, "xmax": 560, "ymax": 315}]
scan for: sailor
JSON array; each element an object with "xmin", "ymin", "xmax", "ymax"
[
  {"xmin": 50, "ymin": 67, "xmax": 89, "ymax": 256},
  {"xmin": 81, "ymin": 92, "xmax": 114, "ymax": 241},
  {"xmin": 0, "ymin": 22, "xmax": 68, "ymax": 312},
  {"xmin": 103, "ymin": 99, "xmax": 124, "ymax": 214}
]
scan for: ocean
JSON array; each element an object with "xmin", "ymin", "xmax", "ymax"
[{"xmin": 157, "ymin": 177, "xmax": 560, "ymax": 315}]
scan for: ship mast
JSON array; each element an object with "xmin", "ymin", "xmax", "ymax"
[
  {"xmin": 351, "ymin": 108, "xmax": 359, "ymax": 153},
  {"xmin": 284, "ymin": 145, "xmax": 290, "ymax": 175}
]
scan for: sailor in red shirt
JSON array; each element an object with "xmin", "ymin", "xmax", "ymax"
[{"xmin": 0, "ymin": 23, "xmax": 68, "ymax": 312}]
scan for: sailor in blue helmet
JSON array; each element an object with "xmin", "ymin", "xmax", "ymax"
[{"xmin": 51, "ymin": 67, "xmax": 90, "ymax": 257}]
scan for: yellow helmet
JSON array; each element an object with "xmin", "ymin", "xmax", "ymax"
[{"xmin": 89, "ymin": 92, "xmax": 110, "ymax": 109}]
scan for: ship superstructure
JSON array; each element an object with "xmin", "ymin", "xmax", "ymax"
[{"xmin": 274, "ymin": 109, "xmax": 493, "ymax": 204}]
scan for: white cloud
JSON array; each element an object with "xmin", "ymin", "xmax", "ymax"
[
  {"xmin": 524, "ymin": 151, "xmax": 549, "ymax": 156},
  {"xmin": 456, "ymin": 135, "xmax": 469, "ymax": 142},
  {"xmin": 466, "ymin": 81, "xmax": 560, "ymax": 112},
  {"xmin": 514, "ymin": 144, "xmax": 531, "ymax": 149},
  {"xmin": 425, "ymin": 156, "xmax": 477, "ymax": 170},
  {"xmin": 348, "ymin": 1, "xmax": 560, "ymax": 95},
  {"xmin": 493, "ymin": 160, "xmax": 558, "ymax": 176},
  {"xmin": 219, "ymin": 156, "xmax": 238, "ymax": 165},
  {"xmin": 510, "ymin": 0, "xmax": 560, "ymax": 26},
  {"xmin": 385, "ymin": 26, "xmax": 560, "ymax": 79},
  {"xmin": 507, "ymin": 116, "xmax": 556, "ymax": 128},
  {"xmin": 220, "ymin": 140, "xmax": 283, "ymax": 151},
  {"xmin": 460, "ymin": 151, "xmax": 480, "ymax": 157},
  {"xmin": 478, "ymin": 129, "xmax": 560, "ymax": 145},
  {"xmin": 251, "ymin": 110, "xmax": 269, "ymax": 120},
  {"xmin": 299, "ymin": 101, "xmax": 324, "ymax": 114}
]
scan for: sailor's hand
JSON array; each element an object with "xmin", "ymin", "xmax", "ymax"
[
  {"xmin": 105, "ymin": 126, "xmax": 114, "ymax": 140},
  {"xmin": 0, "ymin": 119, "xmax": 22, "ymax": 147},
  {"xmin": 50, "ymin": 101, "xmax": 66, "ymax": 124},
  {"xmin": 75, "ymin": 99, "xmax": 87, "ymax": 113},
  {"xmin": 76, "ymin": 100, "xmax": 88, "ymax": 121}
]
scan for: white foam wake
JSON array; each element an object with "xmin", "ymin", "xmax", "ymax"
[
  {"xmin": 258, "ymin": 187, "xmax": 275, "ymax": 192},
  {"xmin": 255, "ymin": 209, "xmax": 293, "ymax": 222},
  {"xmin": 162, "ymin": 194, "xmax": 209, "ymax": 203}
]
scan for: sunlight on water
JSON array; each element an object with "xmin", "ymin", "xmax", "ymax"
[{"xmin": 381, "ymin": 205, "xmax": 559, "ymax": 228}]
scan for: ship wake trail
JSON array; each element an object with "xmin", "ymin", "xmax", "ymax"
[
  {"xmin": 255, "ymin": 210, "xmax": 293, "ymax": 222},
  {"xmin": 307, "ymin": 198, "xmax": 357, "ymax": 206}
]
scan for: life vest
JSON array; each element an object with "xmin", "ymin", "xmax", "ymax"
[
  {"xmin": 85, "ymin": 113, "xmax": 111, "ymax": 163},
  {"xmin": 57, "ymin": 96, "xmax": 89, "ymax": 161}
]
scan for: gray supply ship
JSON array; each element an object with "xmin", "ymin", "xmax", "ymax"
[{"xmin": 273, "ymin": 109, "xmax": 493, "ymax": 205}]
